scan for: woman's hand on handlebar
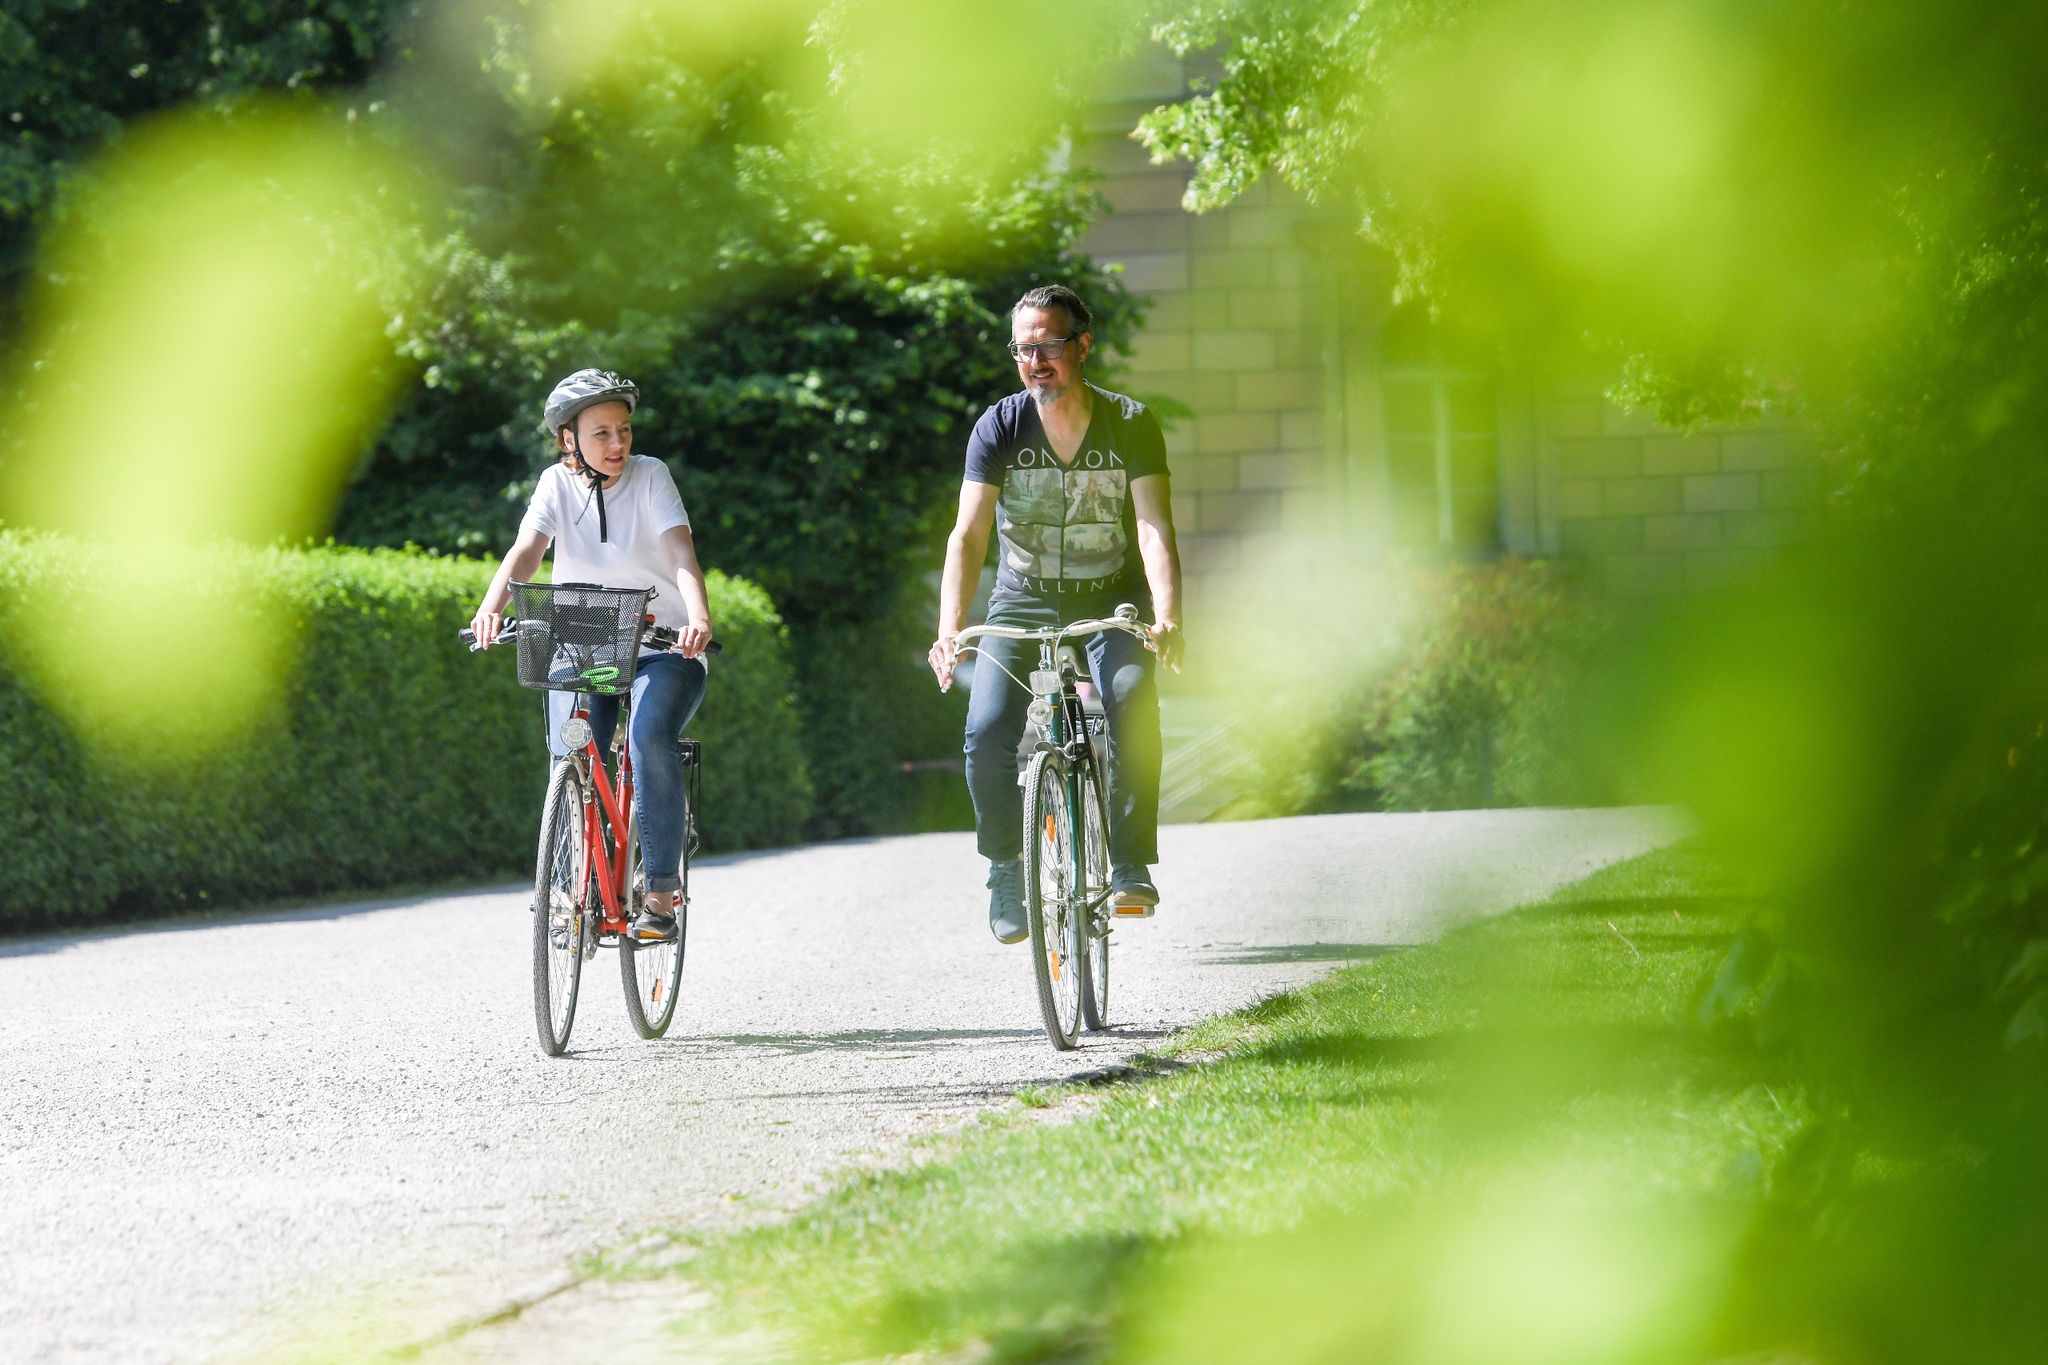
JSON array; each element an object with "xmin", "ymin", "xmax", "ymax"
[
  {"xmin": 676, "ymin": 618, "xmax": 715, "ymax": 660},
  {"xmin": 928, "ymin": 632, "xmax": 960, "ymax": 692},
  {"xmin": 469, "ymin": 606, "xmax": 508, "ymax": 650}
]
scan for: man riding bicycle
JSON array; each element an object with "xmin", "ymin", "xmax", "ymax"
[
  {"xmin": 929, "ymin": 285, "xmax": 1185, "ymax": 944},
  {"xmin": 469, "ymin": 368, "xmax": 715, "ymax": 944}
]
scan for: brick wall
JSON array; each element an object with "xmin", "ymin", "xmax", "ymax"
[
  {"xmin": 1510, "ymin": 379, "xmax": 1824, "ymax": 593},
  {"xmin": 1075, "ymin": 53, "xmax": 1333, "ymax": 615},
  {"xmin": 1072, "ymin": 51, "xmax": 1827, "ymax": 606}
]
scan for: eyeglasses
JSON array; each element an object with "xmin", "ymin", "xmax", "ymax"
[{"xmin": 1007, "ymin": 336, "xmax": 1077, "ymax": 363}]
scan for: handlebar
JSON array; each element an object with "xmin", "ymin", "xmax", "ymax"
[
  {"xmin": 460, "ymin": 618, "xmax": 721, "ymax": 657},
  {"xmin": 953, "ymin": 604, "xmax": 1155, "ymax": 652}
]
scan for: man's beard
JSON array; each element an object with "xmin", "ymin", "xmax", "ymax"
[{"xmin": 1027, "ymin": 373, "xmax": 1068, "ymax": 406}]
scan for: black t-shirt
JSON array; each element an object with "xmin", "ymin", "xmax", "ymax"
[{"xmin": 964, "ymin": 382, "xmax": 1170, "ymax": 608}]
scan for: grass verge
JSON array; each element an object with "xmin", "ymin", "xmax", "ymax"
[{"xmin": 612, "ymin": 841, "xmax": 1803, "ymax": 1362}]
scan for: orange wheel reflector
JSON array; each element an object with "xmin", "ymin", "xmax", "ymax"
[
  {"xmin": 1044, "ymin": 815, "xmax": 1057, "ymax": 844},
  {"xmin": 651, "ymin": 978, "xmax": 664, "ymax": 1005},
  {"xmin": 1049, "ymin": 951, "xmax": 1062, "ymax": 982}
]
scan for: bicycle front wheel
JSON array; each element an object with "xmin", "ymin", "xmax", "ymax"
[
  {"xmin": 620, "ymin": 802, "xmax": 686, "ymax": 1038},
  {"xmin": 1077, "ymin": 762, "xmax": 1112, "ymax": 1032},
  {"xmin": 532, "ymin": 760, "xmax": 589, "ymax": 1057},
  {"xmin": 1023, "ymin": 751, "xmax": 1084, "ymax": 1049}
]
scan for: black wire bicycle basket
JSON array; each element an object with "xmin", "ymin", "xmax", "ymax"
[{"xmin": 508, "ymin": 581, "xmax": 652, "ymax": 695}]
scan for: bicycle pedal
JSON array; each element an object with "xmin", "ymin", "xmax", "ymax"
[{"xmin": 1111, "ymin": 901, "xmax": 1156, "ymax": 918}]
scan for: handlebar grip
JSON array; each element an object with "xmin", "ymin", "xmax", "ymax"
[
  {"xmin": 461, "ymin": 617, "xmax": 524, "ymax": 651},
  {"xmin": 639, "ymin": 624, "xmax": 724, "ymax": 656}
]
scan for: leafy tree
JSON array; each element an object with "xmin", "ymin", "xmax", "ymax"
[
  {"xmin": 0, "ymin": 0, "xmax": 408, "ymax": 334},
  {"xmin": 346, "ymin": 45, "xmax": 1133, "ymax": 624}
]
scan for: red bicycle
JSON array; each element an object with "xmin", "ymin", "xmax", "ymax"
[{"xmin": 463, "ymin": 581, "xmax": 715, "ymax": 1056}]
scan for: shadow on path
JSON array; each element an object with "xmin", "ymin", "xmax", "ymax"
[
  {"xmin": 680, "ymin": 1028, "xmax": 1047, "ymax": 1055},
  {"xmin": 1199, "ymin": 942, "xmax": 1402, "ymax": 967},
  {"xmin": 0, "ymin": 885, "xmax": 523, "ymax": 959}
]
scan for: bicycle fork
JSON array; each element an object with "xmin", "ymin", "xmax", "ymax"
[{"xmin": 1062, "ymin": 765, "xmax": 1095, "ymax": 942}]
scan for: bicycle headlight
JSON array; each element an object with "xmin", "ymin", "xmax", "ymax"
[{"xmin": 559, "ymin": 716, "xmax": 594, "ymax": 751}]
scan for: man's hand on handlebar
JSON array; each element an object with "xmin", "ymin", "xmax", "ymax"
[{"xmin": 1150, "ymin": 619, "xmax": 1184, "ymax": 673}]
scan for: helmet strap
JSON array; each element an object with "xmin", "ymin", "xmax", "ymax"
[{"xmin": 567, "ymin": 426, "xmax": 610, "ymax": 543}]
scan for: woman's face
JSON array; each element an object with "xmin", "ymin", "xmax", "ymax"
[{"xmin": 560, "ymin": 400, "xmax": 633, "ymax": 483}]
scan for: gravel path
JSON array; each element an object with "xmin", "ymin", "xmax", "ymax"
[{"xmin": 1, "ymin": 808, "xmax": 1682, "ymax": 1363}]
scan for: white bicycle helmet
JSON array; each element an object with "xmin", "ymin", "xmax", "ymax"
[{"xmin": 540, "ymin": 368, "xmax": 640, "ymax": 436}]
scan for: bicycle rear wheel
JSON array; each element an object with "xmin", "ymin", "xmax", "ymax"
[
  {"xmin": 533, "ymin": 760, "xmax": 589, "ymax": 1057},
  {"xmin": 1022, "ymin": 751, "xmax": 1084, "ymax": 1049},
  {"xmin": 1077, "ymin": 763, "xmax": 1112, "ymax": 1032},
  {"xmin": 620, "ymin": 802, "xmax": 687, "ymax": 1038}
]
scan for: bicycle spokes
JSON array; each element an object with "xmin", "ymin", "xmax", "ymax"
[
  {"xmin": 534, "ymin": 763, "xmax": 589, "ymax": 1056},
  {"xmin": 1025, "ymin": 752, "xmax": 1085, "ymax": 1049}
]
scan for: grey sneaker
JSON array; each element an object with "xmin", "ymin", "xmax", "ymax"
[
  {"xmin": 1110, "ymin": 864, "xmax": 1159, "ymax": 917},
  {"xmin": 987, "ymin": 858, "xmax": 1028, "ymax": 944},
  {"xmin": 630, "ymin": 909, "xmax": 679, "ymax": 942}
]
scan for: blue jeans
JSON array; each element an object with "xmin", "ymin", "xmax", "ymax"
[
  {"xmin": 547, "ymin": 653, "xmax": 708, "ymax": 895},
  {"xmin": 963, "ymin": 597, "xmax": 1161, "ymax": 867}
]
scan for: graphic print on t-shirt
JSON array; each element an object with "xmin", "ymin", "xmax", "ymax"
[
  {"xmin": 964, "ymin": 384, "xmax": 1169, "ymax": 602},
  {"xmin": 998, "ymin": 445, "xmax": 1130, "ymax": 591}
]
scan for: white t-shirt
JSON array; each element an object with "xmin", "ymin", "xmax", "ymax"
[{"xmin": 518, "ymin": 454, "xmax": 693, "ymax": 644}]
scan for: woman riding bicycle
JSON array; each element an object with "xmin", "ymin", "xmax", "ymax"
[{"xmin": 469, "ymin": 369, "xmax": 714, "ymax": 943}]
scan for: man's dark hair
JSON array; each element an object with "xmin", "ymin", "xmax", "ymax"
[{"xmin": 1012, "ymin": 284, "xmax": 1091, "ymax": 335}]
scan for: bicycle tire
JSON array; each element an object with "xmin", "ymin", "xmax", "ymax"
[
  {"xmin": 533, "ymin": 760, "xmax": 588, "ymax": 1056},
  {"xmin": 1022, "ymin": 750, "xmax": 1084, "ymax": 1049},
  {"xmin": 1077, "ymin": 762, "xmax": 1112, "ymax": 1032},
  {"xmin": 619, "ymin": 800, "xmax": 687, "ymax": 1038}
]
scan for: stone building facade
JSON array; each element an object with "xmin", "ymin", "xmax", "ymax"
[{"xmin": 1074, "ymin": 52, "xmax": 1823, "ymax": 616}]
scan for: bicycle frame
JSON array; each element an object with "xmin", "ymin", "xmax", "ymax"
[
  {"xmin": 560, "ymin": 695, "xmax": 638, "ymax": 935},
  {"xmin": 1026, "ymin": 642, "xmax": 1111, "ymax": 928},
  {"xmin": 957, "ymin": 610, "xmax": 1152, "ymax": 932}
]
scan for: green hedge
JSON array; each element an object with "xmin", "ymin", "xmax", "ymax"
[
  {"xmin": 793, "ymin": 585, "xmax": 974, "ymax": 841},
  {"xmin": 1229, "ymin": 557, "xmax": 1612, "ymax": 817},
  {"xmin": 0, "ymin": 533, "xmax": 810, "ymax": 931},
  {"xmin": 1360, "ymin": 558, "xmax": 1610, "ymax": 810}
]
